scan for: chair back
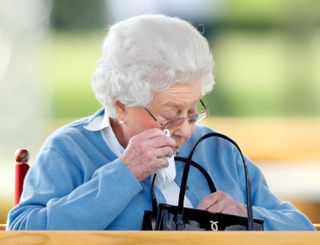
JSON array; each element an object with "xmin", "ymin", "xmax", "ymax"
[
  {"xmin": 0, "ymin": 149, "xmax": 30, "ymax": 231},
  {"xmin": 14, "ymin": 149, "xmax": 30, "ymax": 205}
]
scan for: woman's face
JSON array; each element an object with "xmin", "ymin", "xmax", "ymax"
[{"xmin": 114, "ymin": 80, "xmax": 202, "ymax": 152}]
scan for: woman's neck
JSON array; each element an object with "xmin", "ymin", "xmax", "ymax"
[{"xmin": 110, "ymin": 118, "xmax": 128, "ymax": 149}]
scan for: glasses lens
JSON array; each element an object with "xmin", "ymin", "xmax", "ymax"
[
  {"xmin": 194, "ymin": 111, "xmax": 207, "ymax": 122},
  {"xmin": 164, "ymin": 118, "xmax": 186, "ymax": 129},
  {"xmin": 163, "ymin": 111, "xmax": 207, "ymax": 129},
  {"xmin": 162, "ymin": 100, "xmax": 208, "ymax": 129}
]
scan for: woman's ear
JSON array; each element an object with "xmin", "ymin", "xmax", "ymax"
[{"xmin": 114, "ymin": 100, "xmax": 127, "ymax": 123}]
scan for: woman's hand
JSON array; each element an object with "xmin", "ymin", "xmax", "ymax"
[
  {"xmin": 197, "ymin": 191, "xmax": 247, "ymax": 217},
  {"xmin": 120, "ymin": 128, "xmax": 176, "ymax": 181}
]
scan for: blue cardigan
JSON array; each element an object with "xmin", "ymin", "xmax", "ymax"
[{"xmin": 7, "ymin": 109, "xmax": 315, "ymax": 230}]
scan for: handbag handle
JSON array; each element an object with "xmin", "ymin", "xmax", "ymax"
[
  {"xmin": 176, "ymin": 132, "xmax": 254, "ymax": 230},
  {"xmin": 150, "ymin": 157, "xmax": 217, "ymax": 217},
  {"xmin": 175, "ymin": 156, "xmax": 216, "ymax": 193}
]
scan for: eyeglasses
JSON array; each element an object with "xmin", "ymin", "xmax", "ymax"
[{"xmin": 144, "ymin": 99, "xmax": 208, "ymax": 129}]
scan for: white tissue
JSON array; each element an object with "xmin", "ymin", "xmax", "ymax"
[{"xmin": 154, "ymin": 129, "xmax": 176, "ymax": 188}]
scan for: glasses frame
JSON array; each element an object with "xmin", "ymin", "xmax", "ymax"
[{"xmin": 144, "ymin": 99, "xmax": 208, "ymax": 130}]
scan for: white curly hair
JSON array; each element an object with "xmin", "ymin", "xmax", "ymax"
[{"xmin": 92, "ymin": 14, "xmax": 215, "ymax": 118}]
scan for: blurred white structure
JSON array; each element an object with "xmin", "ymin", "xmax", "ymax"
[
  {"xmin": 0, "ymin": 0, "xmax": 52, "ymax": 158},
  {"xmin": 106, "ymin": 0, "xmax": 225, "ymax": 24},
  {"xmin": 259, "ymin": 162, "xmax": 320, "ymax": 201}
]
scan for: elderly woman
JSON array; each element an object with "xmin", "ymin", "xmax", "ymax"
[{"xmin": 8, "ymin": 15, "xmax": 314, "ymax": 230}]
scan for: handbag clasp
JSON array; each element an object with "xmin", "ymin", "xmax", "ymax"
[{"xmin": 210, "ymin": 220, "xmax": 218, "ymax": 231}]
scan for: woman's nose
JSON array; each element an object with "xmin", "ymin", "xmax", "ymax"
[{"xmin": 174, "ymin": 120, "xmax": 193, "ymax": 140}]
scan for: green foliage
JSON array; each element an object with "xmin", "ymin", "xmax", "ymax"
[
  {"xmin": 42, "ymin": 32, "xmax": 103, "ymax": 118},
  {"xmin": 224, "ymin": 0, "xmax": 320, "ymax": 26},
  {"xmin": 50, "ymin": 0, "xmax": 107, "ymax": 31},
  {"xmin": 206, "ymin": 30, "xmax": 320, "ymax": 117}
]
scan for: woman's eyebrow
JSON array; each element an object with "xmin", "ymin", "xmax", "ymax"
[
  {"xmin": 163, "ymin": 98, "xmax": 201, "ymax": 109},
  {"xmin": 163, "ymin": 102, "xmax": 184, "ymax": 109}
]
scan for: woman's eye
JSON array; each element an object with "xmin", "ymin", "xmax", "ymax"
[
  {"xmin": 163, "ymin": 109, "xmax": 178, "ymax": 119},
  {"xmin": 161, "ymin": 113, "xmax": 176, "ymax": 121},
  {"xmin": 188, "ymin": 109, "xmax": 196, "ymax": 115}
]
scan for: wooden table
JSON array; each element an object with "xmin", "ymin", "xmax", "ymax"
[{"xmin": 1, "ymin": 231, "xmax": 320, "ymax": 245}]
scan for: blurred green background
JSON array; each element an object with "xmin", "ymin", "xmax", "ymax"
[
  {"xmin": 47, "ymin": 0, "xmax": 320, "ymax": 119},
  {"xmin": 1, "ymin": 0, "xmax": 320, "ymax": 225}
]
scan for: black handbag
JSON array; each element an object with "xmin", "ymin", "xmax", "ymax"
[{"xmin": 142, "ymin": 132, "xmax": 264, "ymax": 231}]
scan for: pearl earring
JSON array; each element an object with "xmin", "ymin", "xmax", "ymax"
[{"xmin": 119, "ymin": 120, "xmax": 125, "ymax": 125}]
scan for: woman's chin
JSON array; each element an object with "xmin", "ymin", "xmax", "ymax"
[{"xmin": 174, "ymin": 146, "xmax": 181, "ymax": 155}]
